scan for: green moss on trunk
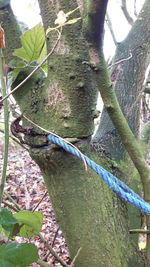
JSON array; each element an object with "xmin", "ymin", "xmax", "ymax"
[
  {"xmin": 31, "ymin": 144, "xmax": 131, "ymax": 267},
  {"xmin": 3, "ymin": 0, "xmax": 147, "ymax": 265},
  {"xmin": 0, "ymin": 4, "xmax": 21, "ymax": 63}
]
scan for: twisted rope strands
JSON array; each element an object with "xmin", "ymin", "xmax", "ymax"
[{"xmin": 47, "ymin": 134, "xmax": 150, "ymax": 215}]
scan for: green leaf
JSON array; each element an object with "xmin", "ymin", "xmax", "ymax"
[
  {"xmin": 8, "ymin": 59, "xmax": 27, "ymax": 87},
  {"xmin": 14, "ymin": 211, "xmax": 43, "ymax": 238},
  {"xmin": 13, "ymin": 23, "xmax": 45, "ymax": 63},
  {"xmin": 0, "ymin": 242, "xmax": 38, "ymax": 266},
  {"xmin": 0, "ymin": 260, "xmax": 15, "ymax": 267},
  {"xmin": 0, "ymin": 209, "xmax": 18, "ymax": 232}
]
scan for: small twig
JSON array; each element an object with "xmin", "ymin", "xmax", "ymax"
[
  {"xmin": 0, "ymin": 29, "xmax": 61, "ymax": 104},
  {"xmin": 32, "ymin": 191, "xmax": 48, "ymax": 212},
  {"xmin": 37, "ymin": 259, "xmax": 54, "ymax": 267},
  {"xmin": 43, "ymin": 227, "xmax": 60, "ymax": 261},
  {"xmin": 38, "ymin": 233, "xmax": 69, "ymax": 267},
  {"xmin": 2, "ymin": 199, "xmax": 19, "ymax": 212},
  {"xmin": 70, "ymin": 247, "xmax": 82, "ymax": 267},
  {"xmin": 4, "ymin": 191, "xmax": 21, "ymax": 211},
  {"xmin": 130, "ymin": 229, "xmax": 150, "ymax": 234},
  {"xmin": 51, "ymin": 227, "xmax": 59, "ymax": 248},
  {"xmin": 22, "ymin": 172, "xmax": 30, "ymax": 210},
  {"xmin": 108, "ymin": 52, "xmax": 132, "ymax": 69},
  {"xmin": 0, "ymin": 128, "xmax": 29, "ymax": 151},
  {"xmin": 134, "ymin": 0, "xmax": 138, "ymax": 17},
  {"xmin": 43, "ymin": 251, "xmax": 51, "ymax": 262},
  {"xmin": 121, "ymin": 0, "xmax": 134, "ymax": 26},
  {"xmin": 106, "ymin": 12, "xmax": 117, "ymax": 46}
]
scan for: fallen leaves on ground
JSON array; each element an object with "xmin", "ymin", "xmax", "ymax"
[{"xmin": 0, "ymin": 139, "xmax": 70, "ymax": 266}]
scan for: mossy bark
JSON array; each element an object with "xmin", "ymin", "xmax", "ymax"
[
  {"xmin": 1, "ymin": 0, "xmax": 148, "ymax": 266},
  {"xmin": 94, "ymin": 0, "xmax": 150, "ymax": 160},
  {"xmin": 92, "ymin": 0, "xmax": 150, "ymax": 264},
  {"xmin": 31, "ymin": 144, "xmax": 132, "ymax": 267},
  {"xmin": 0, "ymin": 4, "xmax": 21, "ymax": 62}
]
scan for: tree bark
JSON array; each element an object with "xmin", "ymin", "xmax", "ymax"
[
  {"xmin": 94, "ymin": 0, "xmax": 150, "ymax": 160},
  {"xmin": 1, "ymin": 0, "xmax": 149, "ymax": 266},
  {"xmin": 92, "ymin": 0, "xmax": 150, "ymax": 263}
]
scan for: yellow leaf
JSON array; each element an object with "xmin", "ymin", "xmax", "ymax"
[
  {"xmin": 54, "ymin": 10, "xmax": 67, "ymax": 25},
  {"xmin": 46, "ymin": 26, "xmax": 60, "ymax": 35},
  {"xmin": 66, "ymin": 6, "xmax": 80, "ymax": 17},
  {"xmin": 46, "ymin": 28, "xmax": 55, "ymax": 34},
  {"xmin": 65, "ymin": 18, "xmax": 81, "ymax": 25},
  {"xmin": 46, "ymin": 6, "xmax": 81, "ymax": 33},
  {"xmin": 138, "ymin": 241, "xmax": 146, "ymax": 250}
]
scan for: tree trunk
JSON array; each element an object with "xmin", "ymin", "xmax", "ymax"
[
  {"xmin": 94, "ymin": 0, "xmax": 150, "ymax": 160},
  {"xmin": 1, "ymin": 0, "xmax": 150, "ymax": 266},
  {"xmin": 92, "ymin": 0, "xmax": 150, "ymax": 264}
]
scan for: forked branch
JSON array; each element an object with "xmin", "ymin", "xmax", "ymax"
[
  {"xmin": 106, "ymin": 12, "xmax": 117, "ymax": 46},
  {"xmin": 121, "ymin": 0, "xmax": 134, "ymax": 26}
]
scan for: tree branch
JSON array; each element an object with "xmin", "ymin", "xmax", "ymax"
[
  {"xmin": 94, "ymin": 55, "xmax": 150, "ymax": 192},
  {"xmin": 134, "ymin": 0, "xmax": 138, "ymax": 17},
  {"xmin": 121, "ymin": 0, "xmax": 134, "ymax": 26},
  {"xmin": 86, "ymin": 0, "xmax": 150, "ymax": 258},
  {"xmin": 108, "ymin": 52, "xmax": 132, "ymax": 69},
  {"xmin": 85, "ymin": 0, "xmax": 109, "ymax": 49},
  {"xmin": 106, "ymin": 12, "xmax": 117, "ymax": 46}
]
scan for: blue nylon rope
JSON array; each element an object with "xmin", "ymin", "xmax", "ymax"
[{"xmin": 47, "ymin": 134, "xmax": 150, "ymax": 215}]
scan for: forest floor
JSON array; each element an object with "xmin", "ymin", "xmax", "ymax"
[{"xmin": 0, "ymin": 140, "xmax": 70, "ymax": 267}]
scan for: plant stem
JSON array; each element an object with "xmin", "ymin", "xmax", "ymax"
[
  {"xmin": 4, "ymin": 191, "xmax": 20, "ymax": 211},
  {"xmin": 32, "ymin": 191, "xmax": 48, "ymax": 212},
  {"xmin": 70, "ymin": 247, "xmax": 82, "ymax": 266},
  {"xmin": 38, "ymin": 233, "xmax": 69, "ymax": 267},
  {"xmin": 106, "ymin": 12, "xmax": 117, "ymax": 46},
  {"xmin": 0, "ymin": 128, "xmax": 29, "ymax": 151},
  {"xmin": 130, "ymin": 229, "xmax": 150, "ymax": 234},
  {"xmin": 2, "ymin": 199, "xmax": 19, "ymax": 212},
  {"xmin": 0, "ymin": 49, "xmax": 9, "ymax": 208}
]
